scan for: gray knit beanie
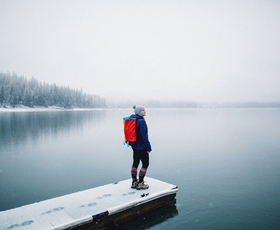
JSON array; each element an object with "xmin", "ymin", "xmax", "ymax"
[{"xmin": 133, "ymin": 105, "xmax": 145, "ymax": 116}]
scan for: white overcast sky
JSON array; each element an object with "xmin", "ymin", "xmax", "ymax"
[{"xmin": 0, "ymin": 0, "xmax": 280, "ymax": 103}]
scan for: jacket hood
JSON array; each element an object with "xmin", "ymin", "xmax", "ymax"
[{"xmin": 130, "ymin": 114, "xmax": 143, "ymax": 119}]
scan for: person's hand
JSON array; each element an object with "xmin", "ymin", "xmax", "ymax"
[{"xmin": 147, "ymin": 151, "xmax": 150, "ymax": 154}]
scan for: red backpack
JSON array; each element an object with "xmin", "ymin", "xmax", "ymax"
[{"xmin": 123, "ymin": 116, "xmax": 137, "ymax": 146}]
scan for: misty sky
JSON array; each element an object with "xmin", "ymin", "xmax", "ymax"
[{"xmin": 0, "ymin": 0, "xmax": 280, "ymax": 103}]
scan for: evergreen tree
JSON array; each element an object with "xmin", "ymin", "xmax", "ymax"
[
  {"xmin": 0, "ymin": 72, "xmax": 106, "ymax": 108},
  {"xmin": 0, "ymin": 85, "xmax": 4, "ymax": 106}
]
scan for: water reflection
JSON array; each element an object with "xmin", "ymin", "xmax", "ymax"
[
  {"xmin": 0, "ymin": 110, "xmax": 107, "ymax": 211},
  {"xmin": 0, "ymin": 110, "xmax": 104, "ymax": 153},
  {"xmin": 112, "ymin": 203, "xmax": 178, "ymax": 230}
]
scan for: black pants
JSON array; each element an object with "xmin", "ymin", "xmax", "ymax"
[
  {"xmin": 131, "ymin": 150, "xmax": 149, "ymax": 182},
  {"xmin": 132, "ymin": 150, "xmax": 149, "ymax": 169}
]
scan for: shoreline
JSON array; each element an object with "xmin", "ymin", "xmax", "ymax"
[{"xmin": 0, "ymin": 105, "xmax": 103, "ymax": 113}]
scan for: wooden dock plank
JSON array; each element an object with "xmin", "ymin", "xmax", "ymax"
[{"xmin": 0, "ymin": 177, "xmax": 178, "ymax": 230}]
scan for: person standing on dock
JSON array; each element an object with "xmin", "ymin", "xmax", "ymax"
[{"xmin": 130, "ymin": 105, "xmax": 152, "ymax": 190}]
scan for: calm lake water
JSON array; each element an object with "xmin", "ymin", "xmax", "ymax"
[{"xmin": 0, "ymin": 108, "xmax": 280, "ymax": 229}]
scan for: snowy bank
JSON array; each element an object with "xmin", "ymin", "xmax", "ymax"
[{"xmin": 0, "ymin": 105, "xmax": 102, "ymax": 113}]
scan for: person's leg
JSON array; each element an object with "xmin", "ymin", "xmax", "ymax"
[
  {"xmin": 131, "ymin": 150, "xmax": 140, "ymax": 188},
  {"xmin": 137, "ymin": 151, "xmax": 149, "ymax": 189}
]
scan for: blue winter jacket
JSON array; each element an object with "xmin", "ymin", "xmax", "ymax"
[{"xmin": 129, "ymin": 114, "xmax": 152, "ymax": 152}]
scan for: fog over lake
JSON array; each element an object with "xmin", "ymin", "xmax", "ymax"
[
  {"xmin": 1, "ymin": 1, "xmax": 280, "ymax": 228},
  {"xmin": 1, "ymin": 0, "xmax": 280, "ymax": 104}
]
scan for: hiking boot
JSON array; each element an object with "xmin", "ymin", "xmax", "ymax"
[
  {"xmin": 136, "ymin": 181, "xmax": 149, "ymax": 190},
  {"xmin": 131, "ymin": 180, "xmax": 138, "ymax": 189}
]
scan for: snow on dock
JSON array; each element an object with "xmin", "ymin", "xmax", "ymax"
[{"xmin": 0, "ymin": 177, "xmax": 178, "ymax": 230}]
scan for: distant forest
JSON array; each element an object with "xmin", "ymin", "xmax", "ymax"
[{"xmin": 0, "ymin": 72, "xmax": 106, "ymax": 108}]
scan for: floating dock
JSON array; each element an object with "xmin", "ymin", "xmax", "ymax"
[{"xmin": 0, "ymin": 177, "xmax": 178, "ymax": 230}]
